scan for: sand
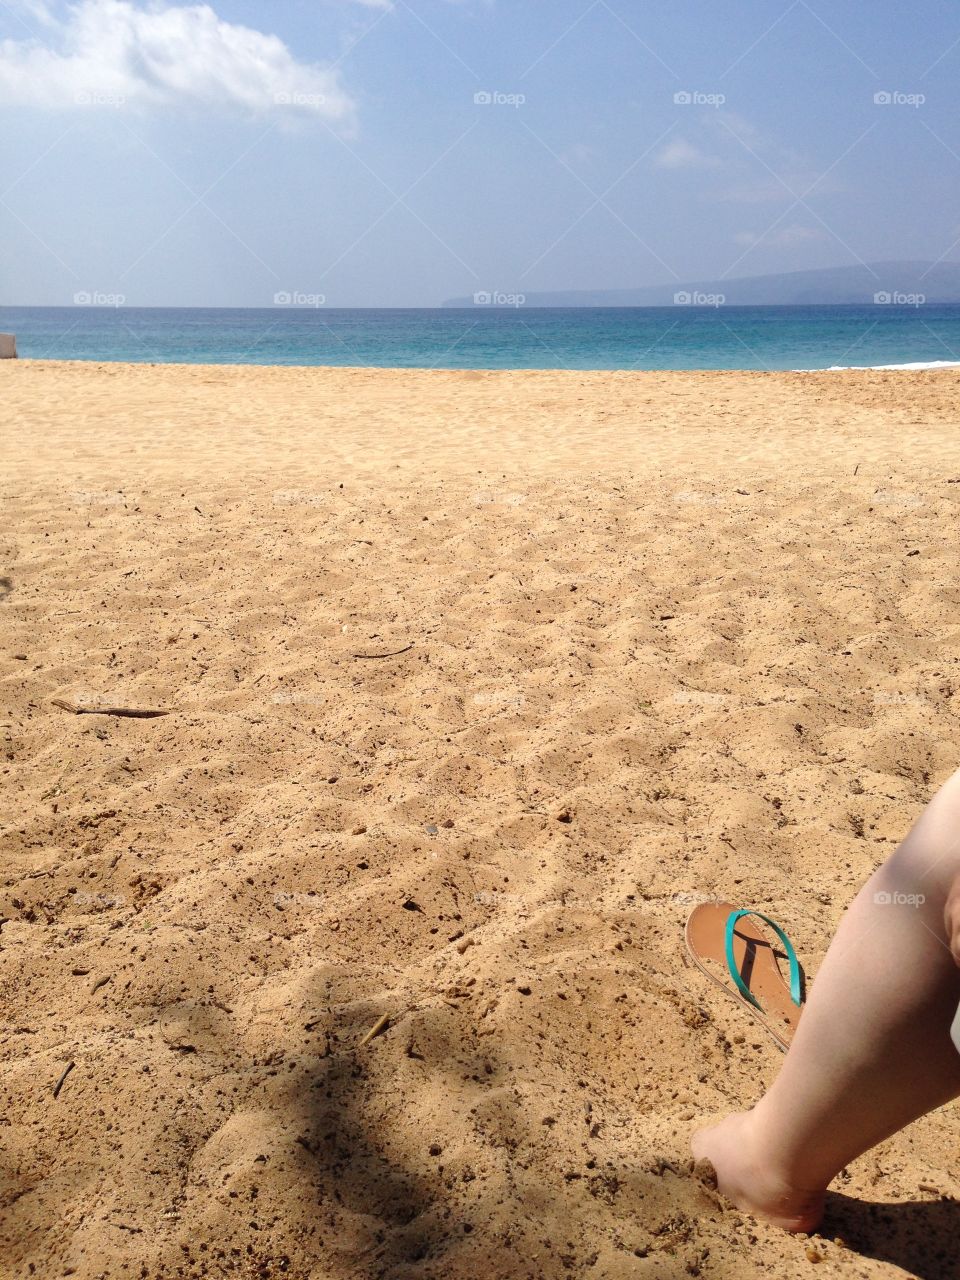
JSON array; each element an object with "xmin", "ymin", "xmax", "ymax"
[{"xmin": 3, "ymin": 359, "xmax": 960, "ymax": 1279}]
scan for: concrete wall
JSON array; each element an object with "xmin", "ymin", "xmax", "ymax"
[{"xmin": 0, "ymin": 334, "xmax": 17, "ymax": 359}]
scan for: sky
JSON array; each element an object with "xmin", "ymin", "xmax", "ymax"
[{"xmin": 1, "ymin": 0, "xmax": 960, "ymax": 306}]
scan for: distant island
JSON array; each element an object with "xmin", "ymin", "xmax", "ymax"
[{"xmin": 442, "ymin": 261, "xmax": 960, "ymax": 307}]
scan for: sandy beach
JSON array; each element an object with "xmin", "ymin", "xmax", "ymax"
[{"xmin": 4, "ymin": 359, "xmax": 960, "ymax": 1279}]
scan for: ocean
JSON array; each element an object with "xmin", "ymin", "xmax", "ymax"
[{"xmin": 3, "ymin": 304, "xmax": 960, "ymax": 371}]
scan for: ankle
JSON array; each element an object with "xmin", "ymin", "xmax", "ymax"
[
  {"xmin": 739, "ymin": 1105, "xmax": 830, "ymax": 1202},
  {"xmin": 692, "ymin": 1111, "xmax": 827, "ymax": 1234}
]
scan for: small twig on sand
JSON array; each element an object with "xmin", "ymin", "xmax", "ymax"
[
  {"xmin": 350, "ymin": 644, "xmax": 414, "ymax": 660},
  {"xmin": 52, "ymin": 699, "xmax": 170, "ymax": 719},
  {"xmin": 52, "ymin": 1060, "xmax": 75, "ymax": 1099},
  {"xmin": 358, "ymin": 1013, "xmax": 390, "ymax": 1046}
]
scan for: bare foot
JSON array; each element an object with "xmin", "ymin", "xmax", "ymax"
[{"xmin": 691, "ymin": 1112, "xmax": 826, "ymax": 1233}]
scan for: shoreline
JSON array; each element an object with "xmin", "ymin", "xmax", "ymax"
[{"xmin": 7, "ymin": 355, "xmax": 960, "ymax": 373}]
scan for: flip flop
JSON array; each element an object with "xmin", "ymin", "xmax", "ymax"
[{"xmin": 684, "ymin": 901, "xmax": 805, "ymax": 1050}]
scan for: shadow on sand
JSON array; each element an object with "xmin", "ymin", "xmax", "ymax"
[
  {"xmin": 291, "ymin": 1002, "xmax": 688, "ymax": 1278},
  {"xmin": 826, "ymin": 1190, "xmax": 959, "ymax": 1279}
]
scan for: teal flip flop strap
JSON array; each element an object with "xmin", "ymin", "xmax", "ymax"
[{"xmin": 724, "ymin": 909, "xmax": 802, "ymax": 1012}]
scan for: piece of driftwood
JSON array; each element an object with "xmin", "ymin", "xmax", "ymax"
[
  {"xmin": 358, "ymin": 1013, "xmax": 390, "ymax": 1046},
  {"xmin": 350, "ymin": 644, "xmax": 414, "ymax": 659},
  {"xmin": 52, "ymin": 698, "xmax": 170, "ymax": 719},
  {"xmin": 52, "ymin": 1060, "xmax": 75, "ymax": 1099}
]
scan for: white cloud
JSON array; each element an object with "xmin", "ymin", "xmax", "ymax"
[
  {"xmin": 0, "ymin": 0, "xmax": 355, "ymax": 118},
  {"xmin": 709, "ymin": 109, "xmax": 767, "ymax": 151},
  {"xmin": 705, "ymin": 112, "xmax": 845, "ymax": 203},
  {"xmin": 653, "ymin": 138, "xmax": 719, "ymax": 170},
  {"xmin": 5, "ymin": 0, "xmax": 58, "ymax": 23}
]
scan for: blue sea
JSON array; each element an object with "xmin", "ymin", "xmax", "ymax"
[{"xmin": 3, "ymin": 304, "xmax": 960, "ymax": 371}]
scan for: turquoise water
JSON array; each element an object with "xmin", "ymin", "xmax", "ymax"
[{"xmin": 3, "ymin": 305, "xmax": 960, "ymax": 370}]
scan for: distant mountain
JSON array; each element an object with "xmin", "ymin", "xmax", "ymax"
[{"xmin": 442, "ymin": 262, "xmax": 960, "ymax": 307}]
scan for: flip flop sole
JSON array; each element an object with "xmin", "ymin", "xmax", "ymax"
[{"xmin": 684, "ymin": 901, "xmax": 804, "ymax": 1051}]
